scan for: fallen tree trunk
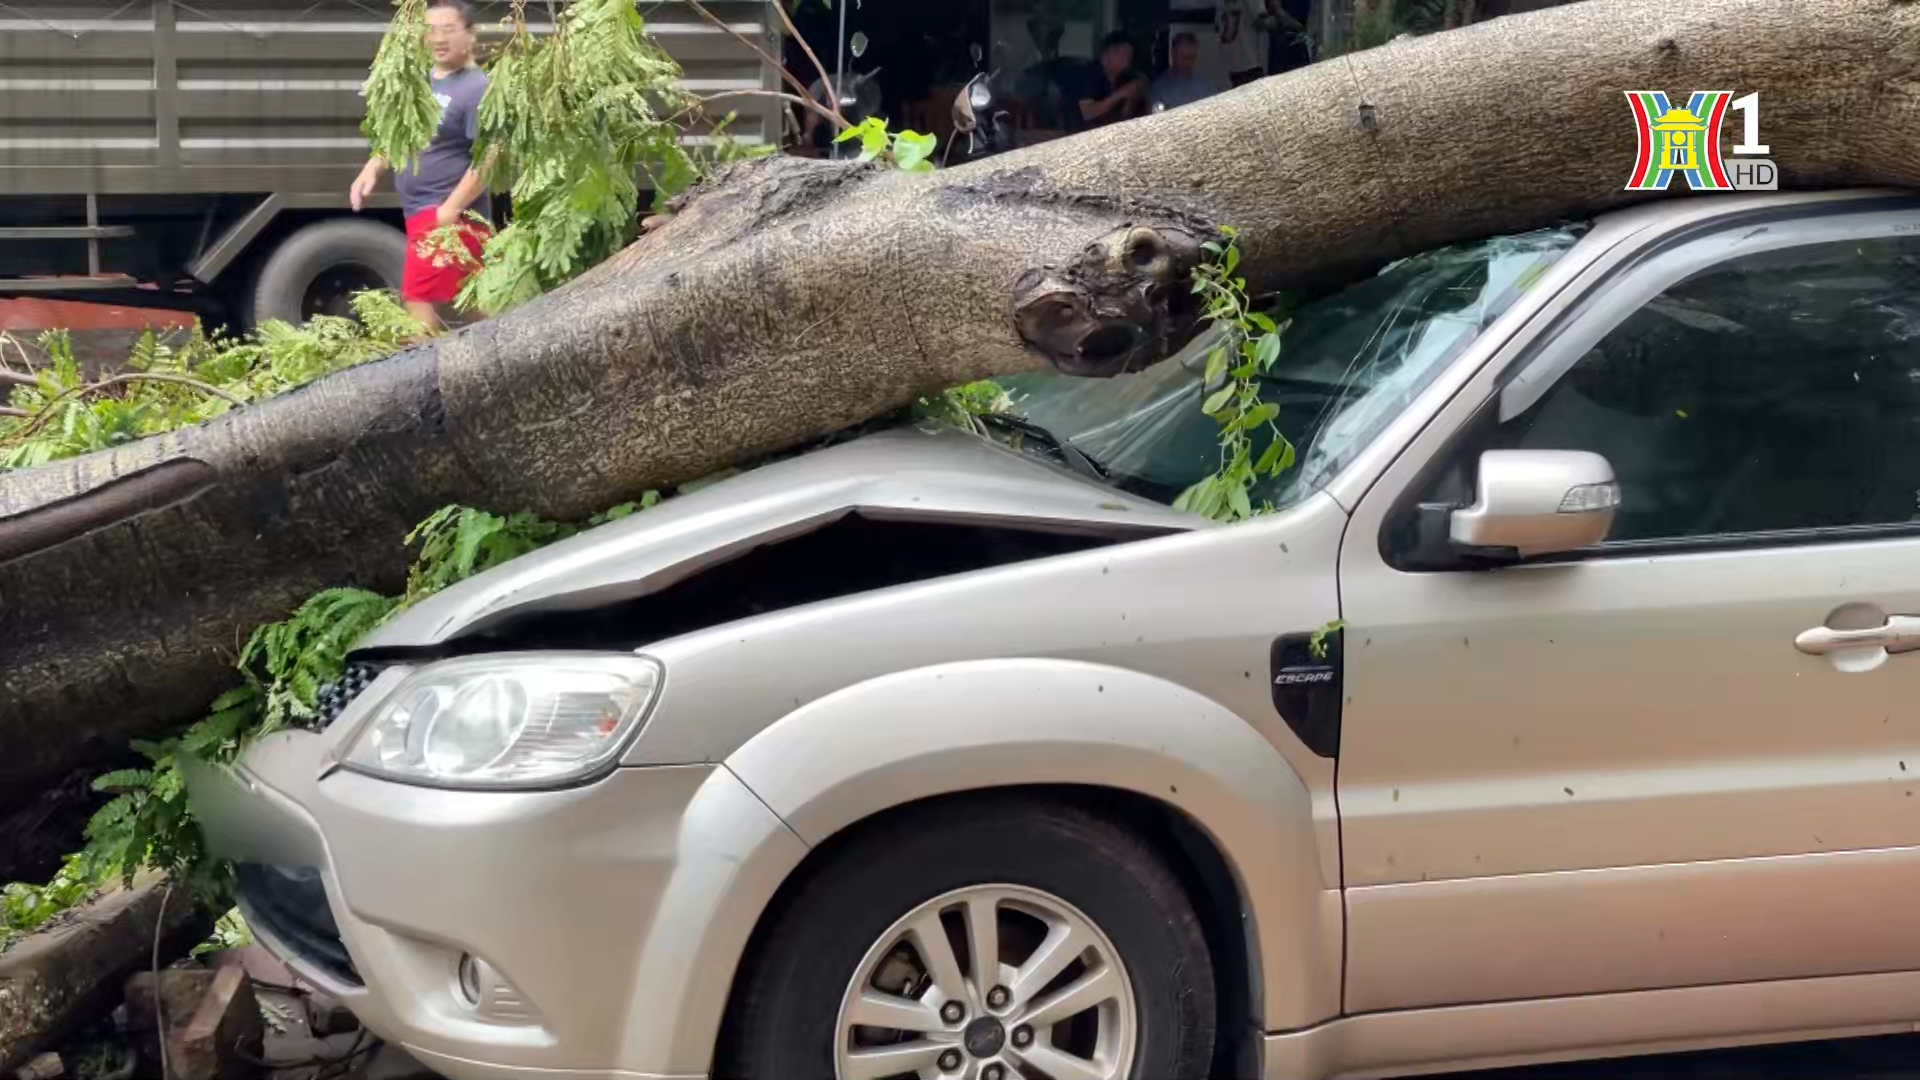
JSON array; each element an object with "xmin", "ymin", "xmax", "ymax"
[{"xmin": 2, "ymin": 0, "xmax": 1917, "ymax": 876}]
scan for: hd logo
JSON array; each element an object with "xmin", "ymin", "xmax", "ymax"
[{"xmin": 1624, "ymin": 90, "xmax": 1777, "ymax": 192}]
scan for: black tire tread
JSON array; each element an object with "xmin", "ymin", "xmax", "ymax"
[
  {"xmin": 250, "ymin": 218, "xmax": 405, "ymax": 327},
  {"xmin": 717, "ymin": 794, "xmax": 1216, "ymax": 1080}
]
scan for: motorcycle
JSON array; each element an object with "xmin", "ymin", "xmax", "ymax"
[
  {"xmin": 811, "ymin": 67, "xmax": 885, "ymax": 159},
  {"xmin": 943, "ymin": 44, "xmax": 1017, "ymax": 167}
]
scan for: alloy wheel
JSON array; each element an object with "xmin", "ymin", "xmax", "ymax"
[{"xmin": 834, "ymin": 883, "xmax": 1136, "ymax": 1080}]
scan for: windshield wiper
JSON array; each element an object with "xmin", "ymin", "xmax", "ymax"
[{"xmin": 976, "ymin": 412, "xmax": 1112, "ymax": 484}]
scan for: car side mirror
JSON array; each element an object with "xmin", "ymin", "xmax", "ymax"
[{"xmin": 1449, "ymin": 450, "xmax": 1618, "ymax": 558}]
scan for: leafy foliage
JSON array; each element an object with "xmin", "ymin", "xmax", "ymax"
[
  {"xmin": 191, "ymin": 907, "xmax": 254, "ymax": 958},
  {"xmin": 368, "ymin": 0, "xmax": 766, "ymax": 317},
  {"xmin": 450, "ymin": 0, "xmax": 695, "ymax": 314},
  {"xmin": 1174, "ymin": 229, "xmax": 1296, "ymax": 522},
  {"xmin": 361, "ymin": 0, "xmax": 437, "ymax": 170},
  {"xmin": 81, "ymin": 735, "xmax": 213, "ymax": 899},
  {"xmin": 242, "ymin": 590, "xmax": 400, "ymax": 736},
  {"xmin": 834, "ymin": 117, "xmax": 941, "ymax": 172},
  {"xmin": 1, "ymin": 853, "xmax": 96, "ymax": 952},
  {"xmin": 912, "ymin": 379, "xmax": 1013, "ymax": 432},
  {"xmin": 0, "ymin": 292, "xmax": 425, "ymax": 472},
  {"xmin": 403, "ymin": 494, "xmax": 657, "ymax": 604}
]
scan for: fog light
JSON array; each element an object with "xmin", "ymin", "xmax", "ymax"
[{"xmin": 457, "ymin": 953, "xmax": 482, "ymax": 1005}]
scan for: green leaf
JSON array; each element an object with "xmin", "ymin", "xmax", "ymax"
[
  {"xmin": 208, "ymin": 685, "xmax": 257, "ymax": 713},
  {"xmin": 1227, "ymin": 481, "xmax": 1253, "ymax": 520},
  {"xmin": 1171, "ymin": 482, "xmax": 1198, "ymax": 514},
  {"xmin": 892, "ymin": 129, "xmax": 938, "ymax": 170},
  {"xmin": 1203, "ymin": 346, "xmax": 1228, "ymax": 385},
  {"xmin": 1246, "ymin": 311, "xmax": 1278, "ymax": 334},
  {"xmin": 1238, "ymin": 401, "xmax": 1280, "ymax": 431},
  {"xmin": 1254, "ymin": 333, "xmax": 1281, "ymax": 369},
  {"xmin": 1223, "ymin": 245, "xmax": 1240, "ymax": 275},
  {"xmin": 1201, "ymin": 385, "xmax": 1237, "ymax": 415},
  {"xmin": 92, "ymin": 769, "xmax": 153, "ymax": 794},
  {"xmin": 1256, "ymin": 434, "xmax": 1296, "ymax": 476},
  {"xmin": 128, "ymin": 739, "xmax": 172, "ymax": 763},
  {"xmin": 1309, "ymin": 618, "xmax": 1346, "ymax": 660}
]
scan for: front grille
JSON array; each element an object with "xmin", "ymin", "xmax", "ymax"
[
  {"xmin": 311, "ymin": 662, "xmax": 382, "ymax": 730},
  {"xmin": 235, "ymin": 863, "xmax": 362, "ymax": 987}
]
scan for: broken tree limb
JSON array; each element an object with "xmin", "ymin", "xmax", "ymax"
[
  {"xmin": 0, "ymin": 874, "xmax": 207, "ymax": 1072},
  {"xmin": 1, "ymin": 0, "xmax": 1918, "ymax": 877}
]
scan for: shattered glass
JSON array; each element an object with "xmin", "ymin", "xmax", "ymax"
[{"xmin": 1002, "ymin": 227, "xmax": 1582, "ymax": 510}]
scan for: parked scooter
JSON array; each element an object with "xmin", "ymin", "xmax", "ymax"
[
  {"xmin": 811, "ymin": 67, "xmax": 885, "ymax": 159},
  {"xmin": 943, "ymin": 44, "xmax": 1017, "ymax": 167}
]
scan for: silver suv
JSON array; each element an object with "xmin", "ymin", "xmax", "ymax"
[{"xmin": 187, "ymin": 190, "xmax": 1920, "ymax": 1080}]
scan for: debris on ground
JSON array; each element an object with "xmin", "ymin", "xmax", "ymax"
[
  {"xmin": 124, "ymin": 967, "xmax": 263, "ymax": 1080},
  {"xmin": 0, "ymin": 874, "xmax": 206, "ymax": 1072}
]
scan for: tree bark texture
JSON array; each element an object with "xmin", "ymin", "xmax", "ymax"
[{"xmin": 2, "ymin": 0, "xmax": 1918, "ymax": 876}]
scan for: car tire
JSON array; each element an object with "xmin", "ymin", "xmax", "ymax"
[
  {"xmin": 250, "ymin": 218, "xmax": 406, "ymax": 328},
  {"xmin": 717, "ymin": 796, "xmax": 1216, "ymax": 1080}
]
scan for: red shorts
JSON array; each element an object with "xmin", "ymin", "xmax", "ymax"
[{"xmin": 402, "ymin": 207, "xmax": 491, "ymax": 304}]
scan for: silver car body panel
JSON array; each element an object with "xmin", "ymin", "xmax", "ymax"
[
  {"xmin": 359, "ymin": 426, "xmax": 1199, "ymax": 650},
  {"xmin": 723, "ymin": 654, "xmax": 1344, "ymax": 1033},
  {"xmin": 183, "ymin": 189, "xmax": 1920, "ymax": 1080},
  {"xmin": 639, "ymin": 488, "xmax": 1354, "ymax": 1026},
  {"xmin": 1337, "ymin": 191, "xmax": 1920, "ymax": 1015},
  {"xmin": 1264, "ymin": 967, "xmax": 1920, "ymax": 1079},
  {"xmin": 187, "ymin": 728, "xmax": 806, "ymax": 1080}
]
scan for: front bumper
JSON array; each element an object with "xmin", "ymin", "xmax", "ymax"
[{"xmin": 184, "ymin": 725, "xmax": 807, "ymax": 1080}]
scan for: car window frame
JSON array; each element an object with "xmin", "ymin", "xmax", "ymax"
[{"xmin": 1384, "ymin": 196, "xmax": 1920, "ymax": 567}]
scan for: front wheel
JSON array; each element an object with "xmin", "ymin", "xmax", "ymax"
[{"xmin": 718, "ymin": 797, "xmax": 1216, "ymax": 1080}]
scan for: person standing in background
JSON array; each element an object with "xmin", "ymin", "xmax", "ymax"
[
  {"xmin": 1066, "ymin": 31, "xmax": 1148, "ymax": 133},
  {"xmin": 349, "ymin": 0, "xmax": 492, "ymax": 331},
  {"xmin": 1150, "ymin": 32, "xmax": 1224, "ymax": 111},
  {"xmin": 1217, "ymin": 0, "xmax": 1267, "ymax": 87}
]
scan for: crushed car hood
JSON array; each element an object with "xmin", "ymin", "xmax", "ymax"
[{"xmin": 356, "ymin": 426, "xmax": 1201, "ymax": 651}]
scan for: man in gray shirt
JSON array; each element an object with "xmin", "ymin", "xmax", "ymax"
[
  {"xmin": 1151, "ymin": 32, "xmax": 1224, "ymax": 113},
  {"xmin": 350, "ymin": 0, "xmax": 492, "ymax": 329}
]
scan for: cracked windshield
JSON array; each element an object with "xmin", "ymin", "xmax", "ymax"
[{"xmin": 994, "ymin": 229, "xmax": 1579, "ymax": 513}]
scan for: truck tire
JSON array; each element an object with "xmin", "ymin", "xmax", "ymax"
[
  {"xmin": 250, "ymin": 218, "xmax": 406, "ymax": 327},
  {"xmin": 717, "ymin": 795, "xmax": 1216, "ymax": 1080}
]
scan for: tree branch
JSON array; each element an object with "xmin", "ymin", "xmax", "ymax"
[
  {"xmin": 682, "ymin": 89, "xmax": 842, "ymax": 130},
  {"xmin": 767, "ymin": 0, "xmax": 842, "ymax": 121},
  {"xmin": 0, "ymin": 373, "xmax": 249, "ymax": 447},
  {"xmin": 683, "ymin": 0, "xmax": 847, "ymax": 131}
]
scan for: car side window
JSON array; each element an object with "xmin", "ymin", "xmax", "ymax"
[{"xmin": 1496, "ymin": 234, "xmax": 1920, "ymax": 544}]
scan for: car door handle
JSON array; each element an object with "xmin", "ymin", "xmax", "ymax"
[{"xmin": 1794, "ymin": 615, "xmax": 1920, "ymax": 655}]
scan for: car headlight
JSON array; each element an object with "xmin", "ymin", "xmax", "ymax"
[{"xmin": 339, "ymin": 654, "xmax": 661, "ymax": 789}]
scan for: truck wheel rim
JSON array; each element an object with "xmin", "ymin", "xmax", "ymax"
[{"xmin": 834, "ymin": 883, "xmax": 1137, "ymax": 1080}]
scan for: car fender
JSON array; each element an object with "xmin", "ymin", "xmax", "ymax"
[{"xmin": 725, "ymin": 656, "xmax": 1343, "ymax": 1033}]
